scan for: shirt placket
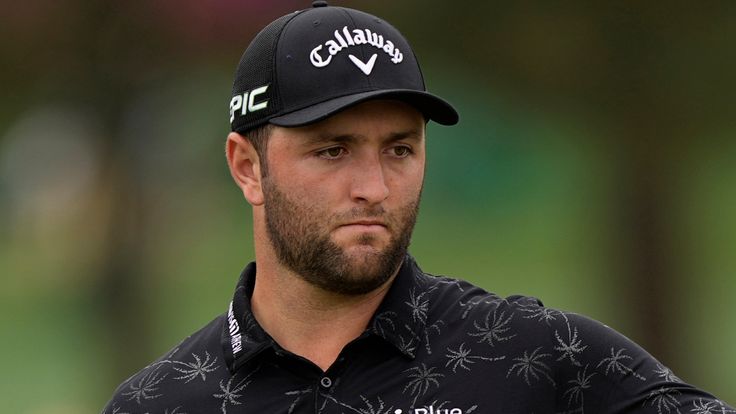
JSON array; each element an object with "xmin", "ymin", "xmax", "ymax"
[{"xmin": 313, "ymin": 355, "xmax": 350, "ymax": 414}]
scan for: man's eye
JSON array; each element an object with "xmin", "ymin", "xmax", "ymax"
[
  {"xmin": 391, "ymin": 146, "xmax": 411, "ymax": 157},
  {"xmin": 319, "ymin": 147, "xmax": 345, "ymax": 159}
]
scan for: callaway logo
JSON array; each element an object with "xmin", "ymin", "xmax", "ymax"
[
  {"xmin": 310, "ymin": 26, "xmax": 404, "ymax": 75},
  {"xmin": 227, "ymin": 302, "xmax": 243, "ymax": 355}
]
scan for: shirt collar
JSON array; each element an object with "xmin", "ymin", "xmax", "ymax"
[
  {"xmin": 366, "ymin": 255, "xmax": 428, "ymax": 359},
  {"xmin": 222, "ymin": 262, "xmax": 273, "ymax": 373},
  {"xmin": 222, "ymin": 256, "xmax": 429, "ymax": 373}
]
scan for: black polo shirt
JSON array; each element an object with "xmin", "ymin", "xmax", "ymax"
[{"xmin": 103, "ymin": 256, "xmax": 732, "ymax": 414}]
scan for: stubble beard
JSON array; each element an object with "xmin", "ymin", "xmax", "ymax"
[{"xmin": 262, "ymin": 179, "xmax": 420, "ymax": 295}]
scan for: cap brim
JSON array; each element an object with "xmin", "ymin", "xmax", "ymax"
[{"xmin": 269, "ymin": 89, "xmax": 459, "ymax": 127}]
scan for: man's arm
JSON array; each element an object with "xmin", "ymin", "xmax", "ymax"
[{"xmin": 547, "ymin": 310, "xmax": 734, "ymax": 413}]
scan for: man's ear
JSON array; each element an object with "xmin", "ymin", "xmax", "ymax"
[{"xmin": 226, "ymin": 132, "xmax": 265, "ymax": 206}]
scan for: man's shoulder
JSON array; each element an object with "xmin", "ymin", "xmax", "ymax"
[
  {"xmin": 419, "ymin": 271, "xmax": 543, "ymax": 318},
  {"xmin": 417, "ymin": 271, "xmax": 585, "ymax": 343},
  {"xmin": 102, "ymin": 314, "xmax": 229, "ymax": 413},
  {"xmin": 422, "ymin": 271, "xmax": 598, "ymax": 322}
]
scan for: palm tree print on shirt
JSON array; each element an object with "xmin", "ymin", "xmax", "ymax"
[
  {"xmin": 173, "ymin": 351, "xmax": 219, "ymax": 383},
  {"xmin": 519, "ymin": 303, "xmax": 561, "ymax": 325},
  {"xmin": 403, "ymin": 363, "xmax": 444, "ymax": 406},
  {"xmin": 506, "ymin": 346, "xmax": 556, "ymax": 387},
  {"xmin": 644, "ymin": 387, "xmax": 682, "ymax": 414},
  {"xmin": 444, "ymin": 342, "xmax": 505, "ymax": 373},
  {"xmin": 689, "ymin": 398, "xmax": 736, "ymax": 414},
  {"xmin": 351, "ymin": 395, "xmax": 396, "ymax": 414},
  {"xmin": 554, "ymin": 325, "xmax": 588, "ymax": 367},
  {"xmin": 373, "ymin": 311, "xmax": 398, "ymax": 337},
  {"xmin": 320, "ymin": 395, "xmax": 398, "ymax": 414},
  {"xmin": 405, "ymin": 288, "xmax": 430, "ymax": 325},
  {"xmin": 458, "ymin": 296, "xmax": 503, "ymax": 320},
  {"xmin": 468, "ymin": 308, "xmax": 516, "ymax": 347},
  {"xmin": 653, "ymin": 364, "xmax": 682, "ymax": 383},
  {"xmin": 213, "ymin": 374, "xmax": 252, "ymax": 414},
  {"xmin": 562, "ymin": 364, "xmax": 596, "ymax": 412},
  {"xmin": 122, "ymin": 365, "xmax": 168, "ymax": 404},
  {"xmin": 597, "ymin": 347, "xmax": 646, "ymax": 381}
]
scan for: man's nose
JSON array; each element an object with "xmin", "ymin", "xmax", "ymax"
[{"xmin": 349, "ymin": 154, "xmax": 390, "ymax": 204}]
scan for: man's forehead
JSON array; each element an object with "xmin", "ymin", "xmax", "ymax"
[{"xmin": 272, "ymin": 99, "xmax": 426, "ymax": 144}]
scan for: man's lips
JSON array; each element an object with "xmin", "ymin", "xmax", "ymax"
[{"xmin": 338, "ymin": 220, "xmax": 387, "ymax": 229}]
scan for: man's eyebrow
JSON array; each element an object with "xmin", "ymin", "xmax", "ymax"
[
  {"xmin": 308, "ymin": 133, "xmax": 360, "ymax": 145},
  {"xmin": 308, "ymin": 129, "xmax": 423, "ymax": 145},
  {"xmin": 386, "ymin": 129, "xmax": 424, "ymax": 142}
]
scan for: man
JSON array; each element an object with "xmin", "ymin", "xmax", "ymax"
[{"xmin": 103, "ymin": 2, "xmax": 733, "ymax": 413}]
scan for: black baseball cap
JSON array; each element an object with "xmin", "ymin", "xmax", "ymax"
[{"xmin": 229, "ymin": 0, "xmax": 459, "ymax": 133}]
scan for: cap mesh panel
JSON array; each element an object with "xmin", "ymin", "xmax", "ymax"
[{"xmin": 230, "ymin": 12, "xmax": 297, "ymax": 132}]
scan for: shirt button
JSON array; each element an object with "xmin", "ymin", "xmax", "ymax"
[{"xmin": 320, "ymin": 376, "xmax": 332, "ymax": 388}]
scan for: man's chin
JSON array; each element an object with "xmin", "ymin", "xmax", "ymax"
[
  {"xmin": 340, "ymin": 243, "xmax": 393, "ymax": 263},
  {"xmin": 330, "ymin": 257, "xmax": 397, "ymax": 295}
]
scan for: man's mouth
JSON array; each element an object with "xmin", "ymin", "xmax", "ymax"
[
  {"xmin": 338, "ymin": 220, "xmax": 388, "ymax": 231},
  {"xmin": 349, "ymin": 220, "xmax": 386, "ymax": 226}
]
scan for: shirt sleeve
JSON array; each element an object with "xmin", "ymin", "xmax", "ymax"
[{"xmin": 549, "ymin": 310, "xmax": 735, "ymax": 414}]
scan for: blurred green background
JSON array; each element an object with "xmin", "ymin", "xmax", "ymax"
[{"xmin": 1, "ymin": 1, "xmax": 734, "ymax": 412}]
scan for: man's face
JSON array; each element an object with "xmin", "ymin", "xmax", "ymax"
[{"xmin": 261, "ymin": 99, "xmax": 426, "ymax": 295}]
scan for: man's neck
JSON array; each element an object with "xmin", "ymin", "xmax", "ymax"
[{"xmin": 250, "ymin": 261, "xmax": 396, "ymax": 372}]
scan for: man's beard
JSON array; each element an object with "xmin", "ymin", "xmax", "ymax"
[{"xmin": 262, "ymin": 179, "xmax": 420, "ymax": 295}]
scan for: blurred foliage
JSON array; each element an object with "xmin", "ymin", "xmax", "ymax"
[{"xmin": 0, "ymin": 1, "xmax": 734, "ymax": 412}]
